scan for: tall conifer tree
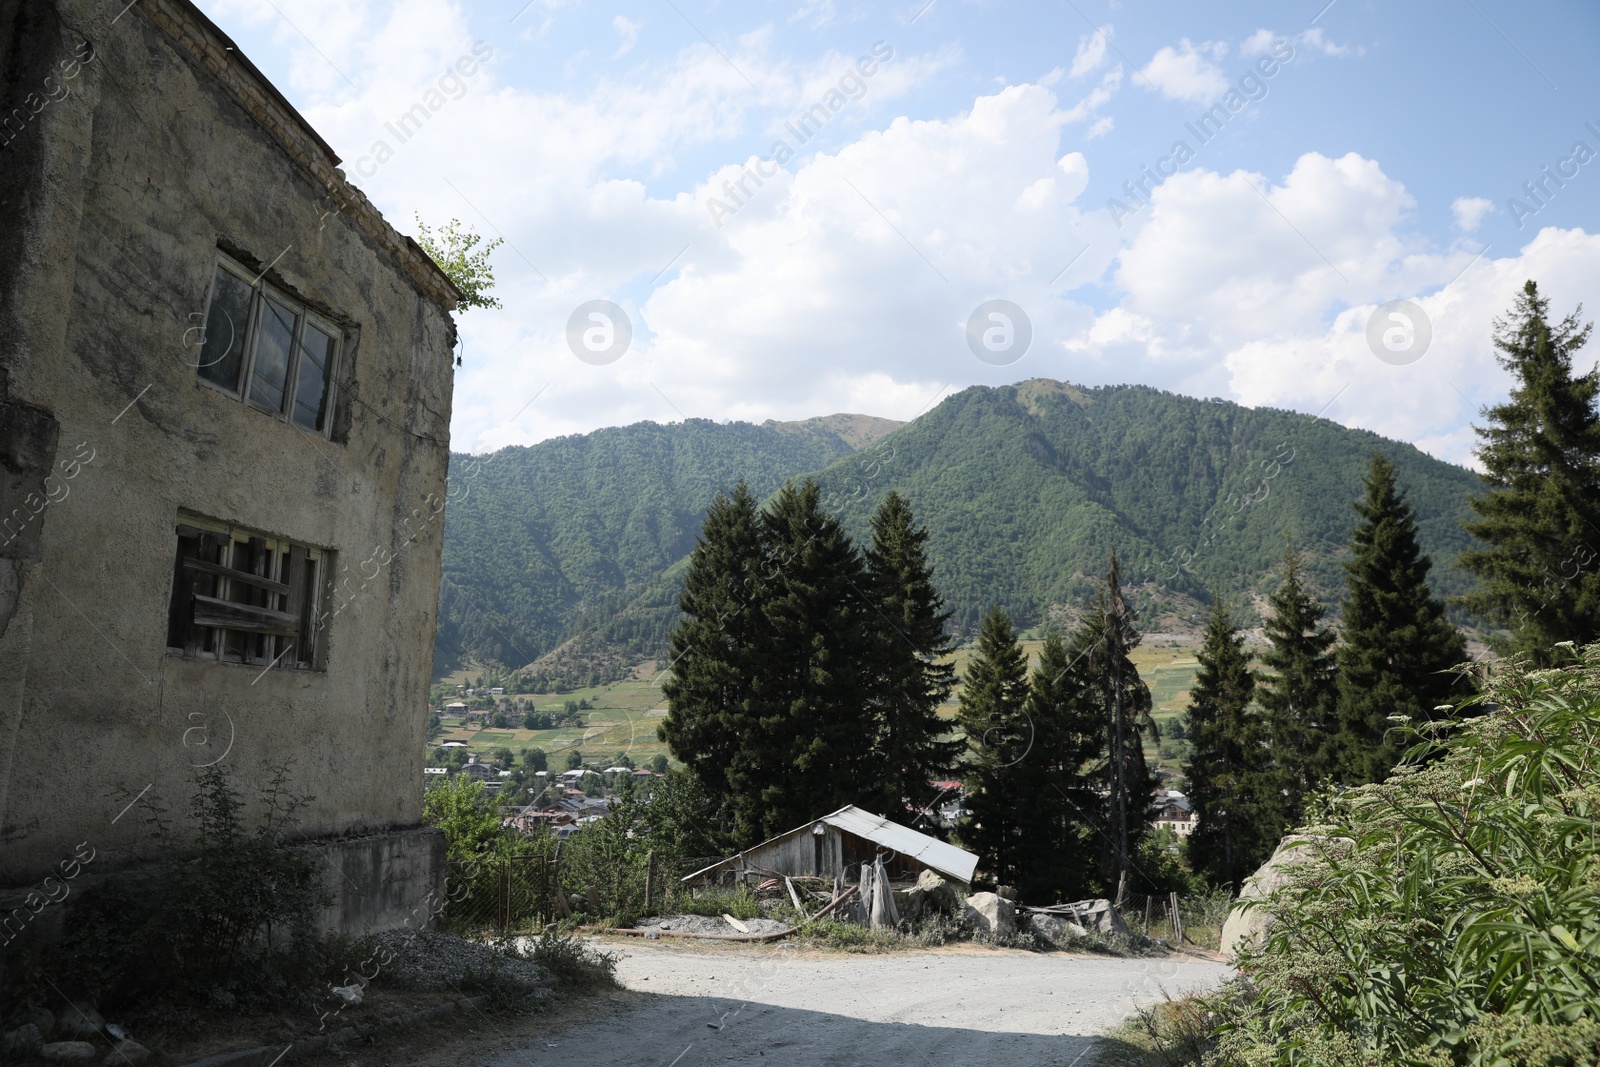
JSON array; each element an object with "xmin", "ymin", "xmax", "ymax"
[
  {"xmin": 862, "ymin": 492, "xmax": 962, "ymax": 817},
  {"xmin": 1077, "ymin": 551, "xmax": 1158, "ymax": 892},
  {"xmin": 659, "ymin": 482, "xmax": 763, "ymax": 846},
  {"xmin": 1184, "ymin": 595, "xmax": 1274, "ymax": 888},
  {"xmin": 1019, "ymin": 627, "xmax": 1107, "ymax": 901},
  {"xmin": 736, "ymin": 479, "xmax": 872, "ymax": 842},
  {"xmin": 1460, "ymin": 281, "xmax": 1600, "ymax": 663},
  {"xmin": 1259, "ymin": 546, "xmax": 1338, "ymax": 821},
  {"xmin": 957, "ymin": 605, "xmax": 1032, "ymax": 888},
  {"xmin": 1334, "ymin": 453, "xmax": 1469, "ymax": 784}
]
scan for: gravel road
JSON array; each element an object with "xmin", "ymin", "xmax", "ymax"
[{"xmin": 482, "ymin": 941, "xmax": 1233, "ymax": 1067}]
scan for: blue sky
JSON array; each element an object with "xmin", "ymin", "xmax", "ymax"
[{"xmin": 200, "ymin": 0, "xmax": 1600, "ymax": 465}]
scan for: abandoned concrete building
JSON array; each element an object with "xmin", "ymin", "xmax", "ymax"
[{"xmin": 0, "ymin": 0, "xmax": 459, "ymax": 932}]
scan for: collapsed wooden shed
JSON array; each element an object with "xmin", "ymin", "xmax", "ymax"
[{"xmin": 682, "ymin": 805, "xmax": 978, "ymax": 888}]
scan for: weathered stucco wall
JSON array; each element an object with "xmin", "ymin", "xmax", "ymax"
[{"xmin": 0, "ymin": 0, "xmax": 457, "ymax": 917}]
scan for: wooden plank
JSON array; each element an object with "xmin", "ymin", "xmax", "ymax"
[
  {"xmin": 722, "ymin": 913, "xmax": 751, "ymax": 934},
  {"xmin": 192, "ymin": 594, "xmax": 299, "ymax": 636},
  {"xmin": 182, "ymin": 556, "xmax": 291, "ymax": 595},
  {"xmin": 785, "ymin": 876, "xmax": 810, "ymax": 920},
  {"xmin": 187, "ymin": 533, "xmax": 223, "ymax": 658},
  {"xmin": 282, "ymin": 545, "xmax": 308, "ymax": 666}
]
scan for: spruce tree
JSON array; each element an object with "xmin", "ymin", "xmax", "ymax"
[
  {"xmin": 1184, "ymin": 595, "xmax": 1274, "ymax": 888},
  {"xmin": 1460, "ymin": 281, "xmax": 1600, "ymax": 664},
  {"xmin": 956, "ymin": 605, "xmax": 1032, "ymax": 888},
  {"xmin": 1334, "ymin": 452, "xmax": 1470, "ymax": 784},
  {"xmin": 1078, "ymin": 551, "xmax": 1158, "ymax": 894},
  {"xmin": 658, "ymin": 481, "xmax": 763, "ymax": 845},
  {"xmin": 1259, "ymin": 546, "xmax": 1338, "ymax": 821},
  {"xmin": 735, "ymin": 479, "xmax": 871, "ymax": 842},
  {"xmin": 1018, "ymin": 627, "xmax": 1105, "ymax": 901},
  {"xmin": 862, "ymin": 492, "xmax": 962, "ymax": 817}
]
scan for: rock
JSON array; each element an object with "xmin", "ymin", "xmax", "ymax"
[
  {"xmin": 40, "ymin": 1040, "xmax": 98, "ymax": 1063},
  {"xmin": 104, "ymin": 1039, "xmax": 150, "ymax": 1066},
  {"xmin": 995, "ymin": 885, "xmax": 1018, "ymax": 902},
  {"xmin": 964, "ymin": 891, "xmax": 1016, "ymax": 936},
  {"xmin": 57, "ymin": 1005, "xmax": 103, "ymax": 1040},
  {"xmin": 18, "ymin": 1008, "xmax": 55, "ymax": 1038},
  {"xmin": 901, "ymin": 869, "xmax": 961, "ymax": 922},
  {"xmin": 1026, "ymin": 913, "xmax": 1088, "ymax": 943},
  {"xmin": 1221, "ymin": 835, "xmax": 1340, "ymax": 962},
  {"xmin": 1049, "ymin": 899, "xmax": 1131, "ymax": 938},
  {"xmin": 331, "ymin": 982, "xmax": 364, "ymax": 1005},
  {"xmin": 2, "ymin": 1024, "xmax": 43, "ymax": 1059}
]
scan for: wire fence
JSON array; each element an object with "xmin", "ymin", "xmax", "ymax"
[{"xmin": 1119, "ymin": 888, "xmax": 1232, "ymax": 948}]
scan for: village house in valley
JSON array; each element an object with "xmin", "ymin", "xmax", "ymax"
[{"xmin": 1, "ymin": 0, "xmax": 459, "ymax": 933}]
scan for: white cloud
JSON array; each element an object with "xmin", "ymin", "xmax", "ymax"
[
  {"xmin": 1070, "ymin": 26, "xmax": 1111, "ymax": 79},
  {"xmin": 1089, "ymin": 153, "xmax": 1600, "ymax": 464},
  {"xmin": 1453, "ymin": 196, "xmax": 1495, "ymax": 232},
  {"xmin": 1137, "ymin": 39, "xmax": 1230, "ymax": 105},
  {"xmin": 1243, "ymin": 27, "xmax": 1360, "ymax": 59},
  {"xmin": 611, "ymin": 16, "xmax": 639, "ymax": 59}
]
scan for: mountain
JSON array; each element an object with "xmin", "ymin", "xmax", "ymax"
[
  {"xmin": 806, "ymin": 380, "xmax": 1482, "ymax": 634},
  {"xmin": 436, "ymin": 380, "xmax": 1484, "ymax": 676},
  {"xmin": 434, "ymin": 416, "xmax": 887, "ymax": 674}
]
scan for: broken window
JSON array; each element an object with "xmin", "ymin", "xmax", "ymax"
[
  {"xmin": 165, "ymin": 514, "xmax": 330, "ymax": 670},
  {"xmin": 194, "ymin": 253, "xmax": 342, "ymax": 436}
]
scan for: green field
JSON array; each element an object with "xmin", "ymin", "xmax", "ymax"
[
  {"xmin": 436, "ymin": 641, "xmax": 1204, "ymax": 778},
  {"xmin": 434, "ymin": 673, "xmax": 673, "ymax": 767}
]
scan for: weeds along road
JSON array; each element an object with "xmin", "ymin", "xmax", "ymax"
[{"xmin": 486, "ymin": 941, "xmax": 1233, "ymax": 1067}]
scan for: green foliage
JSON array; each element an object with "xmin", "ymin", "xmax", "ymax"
[
  {"xmin": 675, "ymin": 884, "xmax": 762, "ymax": 920},
  {"xmin": 437, "ymin": 381, "xmax": 1482, "ymax": 675},
  {"xmin": 521, "ymin": 747, "xmax": 548, "ymax": 772},
  {"xmin": 641, "ymin": 768, "xmax": 723, "ymax": 857},
  {"xmin": 1259, "ymin": 547, "xmax": 1338, "ymax": 820},
  {"xmin": 1185, "ymin": 595, "xmax": 1277, "ymax": 888},
  {"xmin": 956, "ymin": 605, "xmax": 1033, "ymax": 887},
  {"xmin": 414, "ymin": 215, "xmax": 502, "ymax": 311},
  {"xmin": 30, "ymin": 765, "xmax": 336, "ymax": 1011},
  {"xmin": 565, "ymin": 748, "xmax": 583, "ymax": 770},
  {"xmin": 1209, "ymin": 646, "xmax": 1600, "ymax": 1066},
  {"xmin": 861, "ymin": 491, "xmax": 962, "ymax": 815},
  {"xmin": 436, "ymin": 420, "xmax": 864, "ymax": 672},
  {"xmin": 559, "ymin": 777, "xmax": 654, "ymax": 923},
  {"xmin": 1460, "ymin": 281, "xmax": 1600, "ymax": 664},
  {"xmin": 1333, "ymin": 452, "xmax": 1470, "ymax": 784},
  {"xmin": 422, "ymin": 775, "xmax": 509, "ymax": 862}
]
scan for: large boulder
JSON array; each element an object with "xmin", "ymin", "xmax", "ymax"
[
  {"xmin": 2, "ymin": 1024, "xmax": 43, "ymax": 1060},
  {"xmin": 900, "ymin": 869, "xmax": 962, "ymax": 922},
  {"xmin": 57, "ymin": 1006, "xmax": 102, "ymax": 1040},
  {"xmin": 1221, "ymin": 835, "xmax": 1341, "ymax": 961},
  {"xmin": 1048, "ymin": 899, "xmax": 1130, "ymax": 938},
  {"xmin": 1026, "ymin": 912, "xmax": 1088, "ymax": 943},
  {"xmin": 964, "ymin": 891, "xmax": 1016, "ymax": 936},
  {"xmin": 104, "ymin": 1039, "xmax": 151, "ymax": 1066},
  {"xmin": 40, "ymin": 1041, "xmax": 97, "ymax": 1064}
]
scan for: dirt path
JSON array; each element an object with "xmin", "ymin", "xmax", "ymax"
[{"xmin": 480, "ymin": 941, "xmax": 1232, "ymax": 1067}]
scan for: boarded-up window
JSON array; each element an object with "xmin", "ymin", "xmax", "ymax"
[{"xmin": 165, "ymin": 514, "xmax": 329, "ymax": 670}]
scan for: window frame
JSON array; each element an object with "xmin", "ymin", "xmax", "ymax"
[
  {"xmin": 195, "ymin": 252, "xmax": 343, "ymax": 439},
  {"xmin": 165, "ymin": 511, "xmax": 333, "ymax": 672}
]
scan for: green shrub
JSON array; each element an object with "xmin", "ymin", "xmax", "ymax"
[
  {"xmin": 1210, "ymin": 646, "xmax": 1600, "ymax": 1066},
  {"xmin": 24, "ymin": 765, "xmax": 341, "ymax": 1012}
]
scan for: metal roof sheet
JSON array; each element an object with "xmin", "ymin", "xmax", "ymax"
[
  {"xmin": 682, "ymin": 804, "xmax": 978, "ymax": 885},
  {"xmin": 821, "ymin": 806, "xmax": 978, "ymax": 884}
]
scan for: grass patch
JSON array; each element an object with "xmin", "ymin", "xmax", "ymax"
[
  {"xmin": 673, "ymin": 885, "xmax": 762, "ymax": 920},
  {"xmin": 1099, "ymin": 993, "xmax": 1218, "ymax": 1067}
]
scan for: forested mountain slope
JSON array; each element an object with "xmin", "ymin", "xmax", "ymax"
[
  {"xmin": 813, "ymin": 380, "xmax": 1482, "ymax": 632},
  {"xmin": 434, "ymin": 416, "xmax": 885, "ymax": 672},
  {"xmin": 438, "ymin": 380, "xmax": 1483, "ymax": 674}
]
